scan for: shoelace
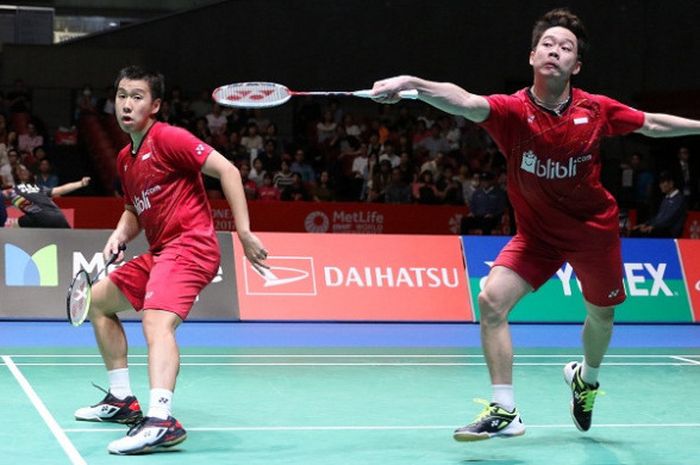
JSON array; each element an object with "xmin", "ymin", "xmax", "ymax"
[
  {"xmin": 574, "ymin": 374, "xmax": 606, "ymax": 413},
  {"xmin": 472, "ymin": 398, "xmax": 501, "ymax": 422},
  {"xmin": 127, "ymin": 417, "xmax": 149, "ymax": 436}
]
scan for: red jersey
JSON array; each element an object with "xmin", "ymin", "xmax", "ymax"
[
  {"xmin": 116, "ymin": 121, "xmax": 219, "ymax": 267},
  {"xmin": 480, "ymin": 88, "xmax": 644, "ymax": 251}
]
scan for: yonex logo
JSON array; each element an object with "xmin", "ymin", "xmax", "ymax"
[
  {"xmin": 4, "ymin": 243, "xmax": 58, "ymax": 287},
  {"xmin": 195, "ymin": 144, "xmax": 206, "ymax": 156},
  {"xmin": 608, "ymin": 289, "xmax": 620, "ymax": 299}
]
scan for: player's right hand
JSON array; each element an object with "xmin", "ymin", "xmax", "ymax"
[
  {"xmin": 103, "ymin": 240, "xmax": 126, "ymax": 263},
  {"xmin": 370, "ymin": 75, "xmax": 412, "ymax": 104}
]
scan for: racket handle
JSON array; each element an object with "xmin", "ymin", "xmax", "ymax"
[{"xmin": 353, "ymin": 89, "xmax": 419, "ymax": 100}]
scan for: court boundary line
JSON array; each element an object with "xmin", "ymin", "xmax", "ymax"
[
  {"xmin": 3, "ymin": 362, "xmax": 699, "ymax": 367},
  {"xmin": 3, "ymin": 353, "xmax": 700, "ymax": 358},
  {"xmin": 63, "ymin": 422, "xmax": 700, "ymax": 433},
  {"xmin": 1, "ymin": 356, "xmax": 87, "ymax": 465},
  {"xmin": 671, "ymin": 355, "xmax": 700, "ymax": 365}
]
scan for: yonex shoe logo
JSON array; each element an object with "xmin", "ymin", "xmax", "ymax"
[
  {"xmin": 4, "ymin": 243, "xmax": 58, "ymax": 287},
  {"xmin": 607, "ymin": 289, "xmax": 620, "ymax": 299}
]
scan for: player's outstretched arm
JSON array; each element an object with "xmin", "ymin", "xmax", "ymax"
[
  {"xmin": 52, "ymin": 177, "xmax": 90, "ymax": 196},
  {"xmin": 202, "ymin": 150, "xmax": 269, "ymax": 272},
  {"xmin": 371, "ymin": 75, "xmax": 490, "ymax": 123},
  {"xmin": 636, "ymin": 113, "xmax": 700, "ymax": 138}
]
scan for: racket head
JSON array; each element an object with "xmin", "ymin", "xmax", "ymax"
[
  {"xmin": 212, "ymin": 82, "xmax": 292, "ymax": 108},
  {"xmin": 66, "ymin": 270, "xmax": 92, "ymax": 327}
]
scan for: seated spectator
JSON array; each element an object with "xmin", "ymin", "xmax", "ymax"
[
  {"xmin": 273, "ymin": 159, "xmax": 295, "ymax": 191},
  {"xmin": 368, "ymin": 159, "xmax": 393, "ymax": 202},
  {"xmin": 241, "ymin": 123, "xmax": 264, "ymax": 154},
  {"xmin": 384, "ymin": 167, "xmax": 412, "ymax": 204},
  {"xmin": 630, "ymin": 171, "xmax": 687, "ymax": 238},
  {"xmin": 35, "ymin": 159, "xmax": 59, "ymax": 189},
  {"xmin": 290, "ymin": 149, "xmax": 315, "ymax": 184},
  {"xmin": 2, "ymin": 165, "xmax": 90, "ymax": 228},
  {"xmin": 316, "ymin": 110, "xmax": 337, "ymax": 145},
  {"xmin": 258, "ymin": 172, "xmax": 281, "ymax": 201},
  {"xmin": 312, "ymin": 170, "xmax": 334, "ymax": 202},
  {"xmin": 281, "ymin": 172, "xmax": 310, "ymax": 201},
  {"xmin": 378, "ymin": 141, "xmax": 400, "ymax": 167},
  {"xmin": 205, "ymin": 103, "xmax": 228, "ymax": 136},
  {"xmin": 436, "ymin": 165, "xmax": 465, "ymax": 205},
  {"xmin": 0, "ymin": 146, "xmax": 13, "ymax": 187},
  {"xmin": 249, "ymin": 157, "xmax": 267, "ymax": 186},
  {"xmin": 239, "ymin": 163, "xmax": 258, "ymax": 201},
  {"xmin": 192, "ymin": 117, "xmax": 213, "ymax": 146},
  {"xmin": 412, "ymin": 170, "xmax": 439, "ymax": 204},
  {"xmin": 460, "ymin": 171, "xmax": 507, "ymax": 235},
  {"xmin": 18, "ymin": 122, "xmax": 43, "ymax": 154},
  {"xmin": 75, "ymin": 84, "xmax": 98, "ymax": 120}
]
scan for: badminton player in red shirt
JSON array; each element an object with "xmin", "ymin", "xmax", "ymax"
[
  {"xmin": 373, "ymin": 8, "xmax": 700, "ymax": 441},
  {"xmin": 73, "ymin": 66, "xmax": 268, "ymax": 455}
]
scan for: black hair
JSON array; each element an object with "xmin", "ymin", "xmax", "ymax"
[
  {"xmin": 114, "ymin": 65, "xmax": 165, "ymax": 101},
  {"xmin": 532, "ymin": 8, "xmax": 589, "ymax": 60}
]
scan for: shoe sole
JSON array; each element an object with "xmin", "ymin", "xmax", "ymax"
[
  {"xmin": 453, "ymin": 429, "xmax": 525, "ymax": 442},
  {"xmin": 108, "ymin": 433, "xmax": 187, "ymax": 455},
  {"xmin": 75, "ymin": 413, "xmax": 143, "ymax": 424}
]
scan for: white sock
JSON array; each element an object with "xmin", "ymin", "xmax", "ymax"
[
  {"xmin": 107, "ymin": 368, "xmax": 133, "ymax": 399},
  {"xmin": 492, "ymin": 384, "xmax": 515, "ymax": 411},
  {"xmin": 147, "ymin": 388, "xmax": 173, "ymax": 420},
  {"xmin": 581, "ymin": 360, "xmax": 600, "ymax": 386}
]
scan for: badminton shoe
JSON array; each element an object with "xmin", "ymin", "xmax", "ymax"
[
  {"xmin": 74, "ymin": 384, "xmax": 143, "ymax": 424},
  {"xmin": 564, "ymin": 361, "xmax": 603, "ymax": 431},
  {"xmin": 453, "ymin": 399, "xmax": 525, "ymax": 441},
  {"xmin": 107, "ymin": 416, "xmax": 187, "ymax": 455}
]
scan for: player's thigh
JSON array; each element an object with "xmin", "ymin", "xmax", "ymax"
[
  {"xmin": 90, "ymin": 276, "xmax": 133, "ymax": 316},
  {"xmin": 568, "ymin": 245, "xmax": 625, "ymax": 308},
  {"xmin": 480, "ymin": 265, "xmax": 533, "ymax": 311}
]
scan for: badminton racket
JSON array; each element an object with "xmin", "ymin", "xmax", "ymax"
[
  {"xmin": 66, "ymin": 243, "xmax": 125, "ymax": 327},
  {"xmin": 212, "ymin": 82, "xmax": 419, "ymax": 108}
]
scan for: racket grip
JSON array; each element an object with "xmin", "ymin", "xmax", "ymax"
[{"xmin": 354, "ymin": 89, "xmax": 419, "ymax": 100}]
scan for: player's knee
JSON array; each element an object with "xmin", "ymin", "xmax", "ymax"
[
  {"xmin": 586, "ymin": 304, "xmax": 615, "ymax": 326},
  {"xmin": 478, "ymin": 289, "xmax": 509, "ymax": 325},
  {"xmin": 141, "ymin": 312, "xmax": 177, "ymax": 345}
]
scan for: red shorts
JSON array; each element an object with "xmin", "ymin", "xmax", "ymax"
[
  {"xmin": 109, "ymin": 249, "xmax": 220, "ymax": 320},
  {"xmin": 493, "ymin": 234, "xmax": 626, "ymax": 307}
]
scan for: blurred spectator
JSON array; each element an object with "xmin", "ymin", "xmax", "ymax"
[
  {"xmin": 342, "ymin": 113, "xmax": 362, "ymax": 137},
  {"xmin": 351, "ymin": 143, "xmax": 372, "ymax": 200},
  {"xmin": 100, "ymin": 85, "xmax": 116, "ymax": 115},
  {"xmin": 205, "ymin": 103, "xmax": 228, "ymax": 136},
  {"xmin": 7, "ymin": 79, "xmax": 32, "ymax": 113},
  {"xmin": 273, "ymin": 159, "xmax": 295, "ymax": 190},
  {"xmin": 35, "ymin": 159, "xmax": 59, "ymax": 189},
  {"xmin": 239, "ymin": 163, "xmax": 258, "ymax": 200},
  {"xmin": 379, "ymin": 141, "xmax": 400, "ymax": 167},
  {"xmin": 0, "ymin": 146, "xmax": 13, "ymax": 187},
  {"xmin": 6, "ymin": 148, "xmax": 20, "ymax": 183},
  {"xmin": 384, "ymin": 167, "xmax": 412, "ymax": 204},
  {"xmin": 18, "ymin": 122, "xmax": 43, "ymax": 154},
  {"xmin": 290, "ymin": 149, "xmax": 315, "ymax": 184},
  {"xmin": 412, "ymin": 170, "xmax": 439, "ymax": 204},
  {"xmin": 189, "ymin": 89, "xmax": 212, "ymax": 118},
  {"xmin": 158, "ymin": 100, "xmax": 176, "ymax": 124},
  {"xmin": 281, "ymin": 172, "xmax": 309, "ymax": 201},
  {"xmin": 0, "ymin": 114, "xmax": 8, "ymax": 144},
  {"xmin": 619, "ymin": 153, "xmax": 654, "ymax": 221},
  {"xmin": 436, "ymin": 165, "xmax": 465, "ymax": 205},
  {"xmin": 316, "ymin": 110, "xmax": 337, "ymax": 145},
  {"xmin": 457, "ymin": 164, "xmax": 478, "ymax": 207},
  {"xmin": 226, "ymin": 131, "xmax": 249, "ymax": 164},
  {"xmin": 630, "ymin": 171, "xmax": 686, "ymax": 238},
  {"xmin": 368, "ymin": 159, "xmax": 393, "ymax": 202},
  {"xmin": 671, "ymin": 146, "xmax": 699, "ymax": 209},
  {"xmin": 75, "ymin": 84, "xmax": 98, "ymax": 119},
  {"xmin": 192, "ymin": 117, "xmax": 213, "ymax": 146},
  {"xmin": 312, "ymin": 170, "xmax": 334, "ymax": 202},
  {"xmin": 460, "ymin": 171, "xmax": 507, "ymax": 235},
  {"xmin": 249, "ymin": 157, "xmax": 267, "ymax": 186},
  {"xmin": 258, "ymin": 172, "xmax": 281, "ymax": 201},
  {"xmin": 241, "ymin": 123, "xmax": 264, "ymax": 155},
  {"xmin": 416, "ymin": 124, "xmax": 450, "ymax": 159}
]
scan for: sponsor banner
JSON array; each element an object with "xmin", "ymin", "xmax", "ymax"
[
  {"xmin": 5, "ymin": 208, "xmax": 75, "ymax": 228},
  {"xmin": 0, "ymin": 229, "xmax": 237, "ymax": 320},
  {"xmin": 51, "ymin": 197, "xmax": 467, "ymax": 234},
  {"xmin": 683, "ymin": 211, "xmax": 700, "ymax": 239},
  {"xmin": 233, "ymin": 233, "xmax": 472, "ymax": 321},
  {"xmin": 677, "ymin": 240, "xmax": 700, "ymax": 322},
  {"xmin": 462, "ymin": 236, "xmax": 691, "ymax": 323}
]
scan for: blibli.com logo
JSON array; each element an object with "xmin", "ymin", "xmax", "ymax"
[
  {"xmin": 4, "ymin": 243, "xmax": 58, "ymax": 286},
  {"xmin": 520, "ymin": 150, "xmax": 592, "ymax": 179}
]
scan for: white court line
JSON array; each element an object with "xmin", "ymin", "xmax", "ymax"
[
  {"xmin": 5, "ymin": 354, "xmax": 700, "ymax": 358},
  {"xmin": 1, "ymin": 356, "xmax": 87, "ymax": 465},
  {"xmin": 63, "ymin": 423, "xmax": 700, "ymax": 433},
  {"xmin": 4, "ymin": 362, "xmax": 698, "ymax": 367},
  {"xmin": 671, "ymin": 356, "xmax": 700, "ymax": 365}
]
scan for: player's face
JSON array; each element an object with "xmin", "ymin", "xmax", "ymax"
[
  {"xmin": 529, "ymin": 26, "xmax": 581, "ymax": 81},
  {"xmin": 115, "ymin": 79, "xmax": 161, "ymax": 134}
]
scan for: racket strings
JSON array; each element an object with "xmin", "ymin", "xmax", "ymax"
[{"xmin": 216, "ymin": 83, "xmax": 290, "ymax": 105}]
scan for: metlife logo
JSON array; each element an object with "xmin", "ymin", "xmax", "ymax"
[{"xmin": 4, "ymin": 243, "xmax": 58, "ymax": 287}]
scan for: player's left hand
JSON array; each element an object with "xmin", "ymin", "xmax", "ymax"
[{"xmin": 239, "ymin": 231, "xmax": 269, "ymax": 273}]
